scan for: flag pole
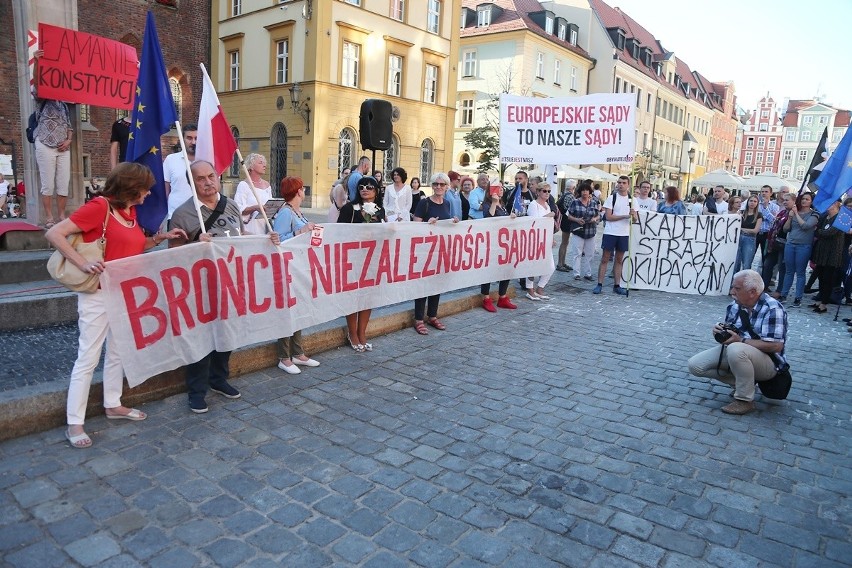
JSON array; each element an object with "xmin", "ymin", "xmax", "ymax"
[
  {"xmin": 236, "ymin": 148, "xmax": 274, "ymax": 235},
  {"xmin": 175, "ymin": 120, "xmax": 207, "ymax": 236},
  {"xmin": 625, "ymin": 165, "xmax": 634, "ymax": 298}
]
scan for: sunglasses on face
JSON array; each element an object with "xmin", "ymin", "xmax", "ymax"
[{"xmin": 539, "ymin": 189, "xmax": 551, "ymax": 193}]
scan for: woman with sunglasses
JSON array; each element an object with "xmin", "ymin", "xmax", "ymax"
[
  {"xmin": 338, "ymin": 177, "xmax": 386, "ymax": 351},
  {"xmin": 411, "ymin": 172, "xmax": 459, "ymax": 335},
  {"xmin": 524, "ymin": 182, "xmax": 557, "ymax": 300}
]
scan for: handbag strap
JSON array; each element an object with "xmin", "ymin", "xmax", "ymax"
[{"xmin": 99, "ymin": 196, "xmax": 111, "ymax": 241}]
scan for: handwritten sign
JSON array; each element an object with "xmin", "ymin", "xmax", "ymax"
[
  {"xmin": 36, "ymin": 24, "xmax": 138, "ymax": 109},
  {"xmin": 499, "ymin": 93, "xmax": 636, "ymax": 166},
  {"xmin": 623, "ymin": 211, "xmax": 740, "ymax": 295},
  {"xmin": 101, "ymin": 218, "xmax": 553, "ymax": 386}
]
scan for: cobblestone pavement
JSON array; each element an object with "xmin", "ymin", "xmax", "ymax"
[{"xmin": 1, "ymin": 273, "xmax": 851, "ymax": 567}]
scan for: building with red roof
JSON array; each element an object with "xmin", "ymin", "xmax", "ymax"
[
  {"xmin": 737, "ymin": 95, "xmax": 783, "ymax": 178},
  {"xmin": 779, "ymin": 99, "xmax": 850, "ymax": 182}
]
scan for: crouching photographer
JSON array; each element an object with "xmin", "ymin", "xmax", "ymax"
[{"xmin": 688, "ymin": 269, "xmax": 791, "ymax": 415}]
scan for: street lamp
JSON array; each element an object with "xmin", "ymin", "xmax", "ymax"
[
  {"xmin": 686, "ymin": 147, "xmax": 696, "ymax": 197},
  {"xmin": 724, "ymin": 158, "xmax": 731, "ymax": 171},
  {"xmin": 288, "ymin": 82, "xmax": 312, "ymax": 133}
]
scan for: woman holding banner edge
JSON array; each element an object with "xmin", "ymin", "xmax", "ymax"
[
  {"xmin": 412, "ymin": 172, "xmax": 459, "ymax": 335},
  {"xmin": 45, "ymin": 163, "xmax": 187, "ymax": 448}
]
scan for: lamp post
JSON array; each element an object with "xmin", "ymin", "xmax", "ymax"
[
  {"xmin": 686, "ymin": 147, "xmax": 696, "ymax": 197},
  {"xmin": 724, "ymin": 158, "xmax": 731, "ymax": 171},
  {"xmin": 288, "ymin": 83, "xmax": 312, "ymax": 133}
]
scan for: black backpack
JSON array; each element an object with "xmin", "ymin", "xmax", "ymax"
[{"xmin": 25, "ymin": 102, "xmax": 47, "ymax": 144}]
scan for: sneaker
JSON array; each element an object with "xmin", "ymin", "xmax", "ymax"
[
  {"xmin": 525, "ymin": 291, "xmax": 541, "ymax": 301},
  {"xmin": 293, "ymin": 357, "xmax": 320, "ymax": 367},
  {"xmin": 278, "ymin": 360, "xmax": 302, "ymax": 375},
  {"xmin": 721, "ymin": 400, "xmax": 756, "ymax": 415},
  {"xmin": 210, "ymin": 383, "xmax": 241, "ymax": 399},
  {"xmin": 592, "ymin": 284, "xmax": 602, "ymax": 294},
  {"xmin": 613, "ymin": 285, "xmax": 628, "ymax": 296},
  {"xmin": 496, "ymin": 296, "xmax": 517, "ymax": 309},
  {"xmin": 555, "ymin": 264, "xmax": 570, "ymax": 272},
  {"xmin": 574, "ymin": 274, "xmax": 581, "ymax": 280},
  {"xmin": 793, "ymin": 298, "xmax": 801, "ymax": 307},
  {"xmin": 189, "ymin": 399, "xmax": 209, "ymax": 414},
  {"xmin": 482, "ymin": 297, "xmax": 497, "ymax": 312}
]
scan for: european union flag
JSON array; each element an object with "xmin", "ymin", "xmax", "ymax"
[
  {"xmin": 814, "ymin": 126, "xmax": 852, "ymax": 213},
  {"xmin": 127, "ymin": 12, "xmax": 178, "ymax": 233},
  {"xmin": 512, "ymin": 183, "xmax": 522, "ymax": 214}
]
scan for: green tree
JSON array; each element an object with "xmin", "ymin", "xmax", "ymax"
[{"xmin": 463, "ymin": 127, "xmax": 499, "ymax": 175}]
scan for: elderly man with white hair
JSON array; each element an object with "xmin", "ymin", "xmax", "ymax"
[{"xmin": 688, "ymin": 269, "xmax": 789, "ymax": 415}]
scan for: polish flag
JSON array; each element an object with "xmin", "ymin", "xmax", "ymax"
[{"xmin": 196, "ymin": 63, "xmax": 238, "ymax": 175}]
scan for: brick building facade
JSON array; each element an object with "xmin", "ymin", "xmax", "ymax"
[{"xmin": 1, "ymin": 0, "xmax": 209, "ymax": 196}]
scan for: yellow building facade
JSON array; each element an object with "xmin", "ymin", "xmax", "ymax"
[{"xmin": 211, "ymin": 0, "xmax": 461, "ymax": 207}]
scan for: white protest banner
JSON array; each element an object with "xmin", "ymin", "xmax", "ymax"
[
  {"xmin": 499, "ymin": 93, "xmax": 636, "ymax": 166},
  {"xmin": 101, "ymin": 218, "xmax": 553, "ymax": 386},
  {"xmin": 623, "ymin": 211, "xmax": 740, "ymax": 295}
]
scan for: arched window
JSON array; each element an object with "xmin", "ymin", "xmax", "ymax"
[
  {"xmin": 270, "ymin": 122, "xmax": 288, "ymax": 195},
  {"xmin": 338, "ymin": 128, "xmax": 356, "ymax": 176},
  {"xmin": 169, "ymin": 77, "xmax": 183, "ymax": 122},
  {"xmin": 383, "ymin": 135, "xmax": 400, "ymax": 181},
  {"xmin": 460, "ymin": 152, "xmax": 471, "ymax": 167},
  {"xmin": 420, "ymin": 139, "xmax": 434, "ymax": 182},
  {"xmin": 229, "ymin": 127, "xmax": 240, "ymax": 177}
]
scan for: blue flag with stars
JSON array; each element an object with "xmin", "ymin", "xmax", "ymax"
[
  {"xmin": 127, "ymin": 12, "xmax": 178, "ymax": 233},
  {"xmin": 814, "ymin": 126, "xmax": 852, "ymax": 213}
]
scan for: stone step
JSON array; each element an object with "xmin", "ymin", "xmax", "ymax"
[
  {"xmin": 0, "ymin": 249, "xmax": 53, "ymax": 285},
  {"xmin": 0, "ymin": 279, "xmax": 78, "ymax": 331}
]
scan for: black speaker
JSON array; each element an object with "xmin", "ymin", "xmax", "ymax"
[{"xmin": 359, "ymin": 99, "xmax": 393, "ymax": 151}]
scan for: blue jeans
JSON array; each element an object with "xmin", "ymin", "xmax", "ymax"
[
  {"xmin": 781, "ymin": 243, "xmax": 812, "ymax": 300},
  {"xmin": 733, "ymin": 234, "xmax": 757, "ymax": 273}
]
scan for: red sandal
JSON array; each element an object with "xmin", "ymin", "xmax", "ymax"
[
  {"xmin": 414, "ymin": 321, "xmax": 429, "ymax": 335},
  {"xmin": 427, "ymin": 318, "xmax": 446, "ymax": 331}
]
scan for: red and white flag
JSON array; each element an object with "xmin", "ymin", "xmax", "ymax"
[{"xmin": 196, "ymin": 63, "xmax": 237, "ymax": 175}]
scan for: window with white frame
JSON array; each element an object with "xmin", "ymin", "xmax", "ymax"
[
  {"xmin": 760, "ymin": 109, "xmax": 769, "ymax": 118},
  {"xmin": 795, "ymin": 165, "xmax": 805, "ymax": 179},
  {"xmin": 545, "ymin": 15, "xmax": 554, "ymax": 34},
  {"xmin": 420, "ymin": 139, "xmax": 434, "ymax": 181},
  {"xmin": 785, "ymin": 130, "xmax": 796, "ymax": 141},
  {"xmin": 390, "ymin": 0, "xmax": 404, "ymax": 21},
  {"xmin": 768, "ymin": 138, "xmax": 776, "ymax": 149},
  {"xmin": 342, "ymin": 42, "xmax": 360, "ymax": 87},
  {"xmin": 427, "ymin": 0, "xmax": 441, "ymax": 34},
  {"xmin": 477, "ymin": 6, "xmax": 490, "ymax": 26},
  {"xmin": 834, "ymin": 129, "xmax": 844, "ymax": 142},
  {"xmin": 388, "ymin": 55, "xmax": 403, "ymax": 96},
  {"xmin": 818, "ymin": 115, "xmax": 828, "ymax": 125},
  {"xmin": 783, "ymin": 149, "xmax": 792, "ymax": 161},
  {"xmin": 744, "ymin": 151, "xmax": 752, "ymax": 163},
  {"xmin": 569, "ymin": 28, "xmax": 578, "ymax": 45},
  {"xmin": 757, "ymin": 137, "xmax": 765, "ymax": 148},
  {"xmin": 767, "ymin": 152, "xmax": 775, "ymax": 163},
  {"xmin": 756, "ymin": 152, "xmax": 763, "ymax": 163},
  {"xmin": 462, "ymin": 50, "xmax": 476, "ymax": 77},
  {"xmin": 344, "ymin": 0, "xmax": 361, "ymax": 5},
  {"xmin": 746, "ymin": 138, "xmax": 754, "ymax": 148},
  {"xmin": 801, "ymin": 130, "xmax": 811, "ymax": 141},
  {"xmin": 803, "ymin": 115, "xmax": 813, "ymax": 125},
  {"xmin": 536, "ymin": 52, "xmax": 544, "ymax": 79},
  {"xmin": 798, "ymin": 149, "xmax": 808, "ymax": 161},
  {"xmin": 232, "ymin": 0, "xmax": 241, "ymax": 16},
  {"xmin": 424, "ymin": 64, "xmax": 438, "ymax": 103},
  {"xmin": 570, "ymin": 66, "xmax": 577, "ymax": 90},
  {"xmin": 229, "ymin": 50, "xmax": 240, "ymax": 90},
  {"xmin": 276, "ymin": 39, "xmax": 289, "ymax": 84},
  {"xmin": 461, "ymin": 98, "xmax": 474, "ymax": 126},
  {"xmin": 781, "ymin": 165, "xmax": 790, "ymax": 177},
  {"xmin": 558, "ymin": 22, "xmax": 566, "ymax": 40},
  {"xmin": 553, "ymin": 60, "xmax": 561, "ymax": 85}
]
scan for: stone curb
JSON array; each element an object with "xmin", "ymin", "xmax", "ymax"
[{"xmin": 0, "ymin": 289, "xmax": 509, "ymax": 441}]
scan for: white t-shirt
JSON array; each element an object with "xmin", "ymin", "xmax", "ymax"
[
  {"xmin": 234, "ymin": 181, "xmax": 272, "ymax": 214},
  {"xmin": 602, "ymin": 191, "xmax": 631, "ymax": 237},
  {"xmin": 526, "ymin": 199, "xmax": 551, "ymax": 219},
  {"xmin": 634, "ymin": 197, "xmax": 657, "ymax": 214},
  {"xmin": 689, "ymin": 202, "xmax": 703, "ymax": 215},
  {"xmin": 163, "ymin": 152, "xmax": 193, "ymax": 219}
]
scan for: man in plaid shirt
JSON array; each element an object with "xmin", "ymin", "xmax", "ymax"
[{"xmin": 688, "ymin": 270, "xmax": 788, "ymax": 415}]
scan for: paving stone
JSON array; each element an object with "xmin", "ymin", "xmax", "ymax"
[
  {"xmin": 389, "ymin": 499, "xmax": 437, "ymax": 531},
  {"xmin": 10, "ymin": 478, "xmax": 61, "ymax": 508},
  {"xmin": 331, "ymin": 533, "xmax": 376, "ymax": 564},
  {"xmin": 609, "ymin": 512, "xmax": 654, "ymax": 539},
  {"xmin": 268, "ymin": 502, "xmax": 311, "ymax": 527},
  {"xmin": 408, "ymin": 540, "xmax": 458, "ymax": 568},
  {"xmin": 457, "ymin": 532, "xmax": 513, "ymax": 565},
  {"xmin": 64, "ymin": 532, "xmax": 121, "ymax": 567},
  {"xmin": 373, "ymin": 522, "xmax": 422, "ymax": 552},
  {"xmin": 124, "ymin": 526, "xmax": 170, "ymax": 560},
  {"xmin": 175, "ymin": 518, "xmax": 224, "ymax": 546},
  {"xmin": 342, "ymin": 507, "xmax": 389, "ymax": 537},
  {"xmin": 148, "ymin": 548, "xmax": 200, "ymax": 568},
  {"xmin": 4, "ymin": 540, "xmax": 68, "ymax": 568},
  {"xmin": 201, "ymin": 538, "xmax": 256, "ymax": 567}
]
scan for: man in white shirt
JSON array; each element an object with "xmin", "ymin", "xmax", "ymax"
[
  {"xmin": 703, "ymin": 185, "xmax": 728, "ymax": 215},
  {"xmin": 163, "ymin": 125, "xmax": 197, "ymax": 221},
  {"xmin": 593, "ymin": 175, "xmax": 634, "ymax": 295},
  {"xmin": 633, "ymin": 181, "xmax": 657, "ymax": 214}
]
